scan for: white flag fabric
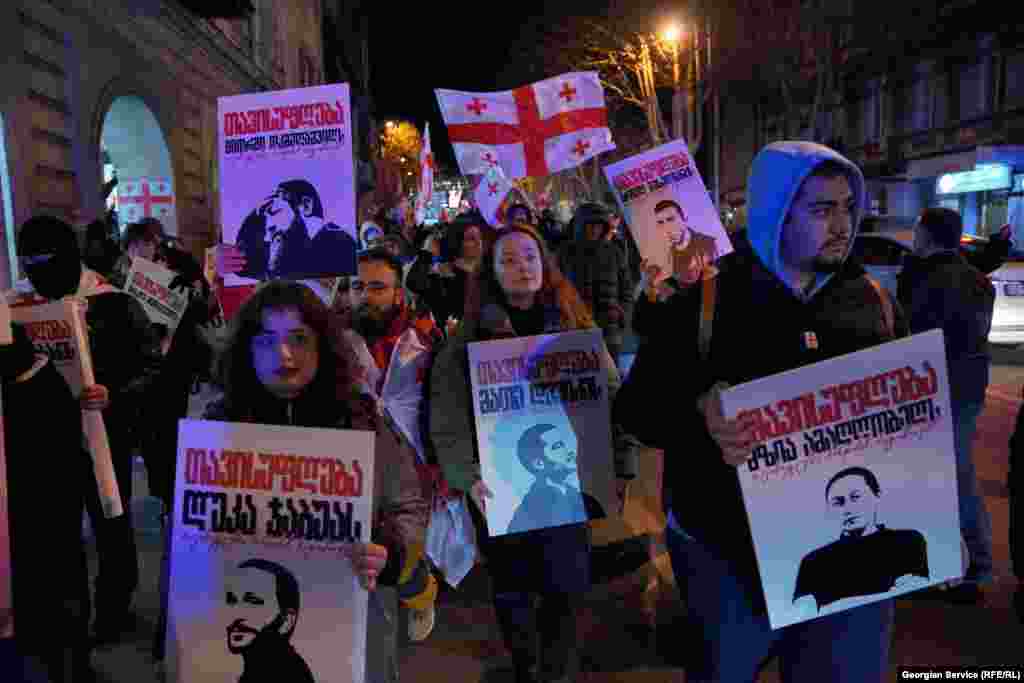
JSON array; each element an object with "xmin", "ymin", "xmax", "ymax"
[
  {"xmin": 117, "ymin": 176, "xmax": 175, "ymax": 225},
  {"xmin": 436, "ymin": 71, "xmax": 615, "ymax": 180},
  {"xmin": 473, "ymin": 166, "xmax": 514, "ymax": 226},
  {"xmin": 415, "ymin": 123, "xmax": 435, "ymax": 225}
]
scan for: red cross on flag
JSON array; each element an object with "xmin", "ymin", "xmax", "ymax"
[
  {"xmin": 415, "ymin": 123, "xmax": 434, "ymax": 226},
  {"xmin": 436, "ymin": 71, "xmax": 615, "ymax": 179},
  {"xmin": 472, "ymin": 166, "xmax": 514, "ymax": 227},
  {"xmin": 117, "ymin": 176, "xmax": 175, "ymax": 226}
]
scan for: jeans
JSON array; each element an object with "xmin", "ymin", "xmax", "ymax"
[
  {"xmin": 665, "ymin": 526, "xmax": 894, "ymax": 683},
  {"xmin": 953, "ymin": 400, "xmax": 994, "ymax": 583}
]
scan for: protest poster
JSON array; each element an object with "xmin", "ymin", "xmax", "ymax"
[
  {"xmin": 124, "ymin": 256, "xmax": 189, "ymax": 334},
  {"xmin": 720, "ymin": 330, "xmax": 962, "ymax": 629},
  {"xmin": 9, "ymin": 299, "xmax": 123, "ymax": 518},
  {"xmin": 166, "ymin": 419, "xmax": 374, "ymax": 683},
  {"xmin": 604, "ymin": 139, "xmax": 731, "ymax": 285},
  {"xmin": 219, "ymin": 83, "xmax": 357, "ymax": 287},
  {"xmin": 468, "ymin": 329, "xmax": 616, "ymax": 537},
  {"xmin": 0, "ymin": 297, "xmax": 11, "ymax": 638}
]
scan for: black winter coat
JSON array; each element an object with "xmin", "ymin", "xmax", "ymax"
[{"xmin": 613, "ymin": 247, "xmax": 908, "ymax": 613}]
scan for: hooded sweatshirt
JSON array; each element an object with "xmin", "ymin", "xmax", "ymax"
[{"xmin": 614, "ymin": 142, "xmax": 906, "ymax": 614}]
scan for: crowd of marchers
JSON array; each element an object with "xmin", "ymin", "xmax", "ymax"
[{"xmin": 2, "ymin": 139, "xmax": 1023, "ymax": 683}]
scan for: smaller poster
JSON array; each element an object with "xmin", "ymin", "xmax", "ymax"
[
  {"xmin": 219, "ymin": 83, "xmax": 357, "ymax": 286},
  {"xmin": 9, "ymin": 299, "xmax": 123, "ymax": 518},
  {"xmin": 167, "ymin": 420, "xmax": 375, "ymax": 683},
  {"xmin": 468, "ymin": 329, "xmax": 617, "ymax": 537},
  {"xmin": 720, "ymin": 330, "xmax": 963, "ymax": 629},
  {"xmin": 604, "ymin": 139, "xmax": 731, "ymax": 285},
  {"xmin": 124, "ymin": 257, "xmax": 190, "ymax": 335}
]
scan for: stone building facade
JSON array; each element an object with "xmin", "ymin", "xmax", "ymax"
[{"xmin": 0, "ymin": 0, "xmax": 329, "ymax": 286}]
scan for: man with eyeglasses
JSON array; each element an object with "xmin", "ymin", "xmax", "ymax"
[{"xmin": 349, "ymin": 248, "xmax": 442, "ymax": 644}]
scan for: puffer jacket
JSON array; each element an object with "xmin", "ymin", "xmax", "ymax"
[{"xmin": 556, "ymin": 204, "xmax": 633, "ymax": 344}]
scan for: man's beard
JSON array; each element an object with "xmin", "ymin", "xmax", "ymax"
[
  {"xmin": 354, "ymin": 304, "xmax": 399, "ymax": 340},
  {"xmin": 227, "ymin": 614, "xmax": 289, "ymax": 655},
  {"xmin": 812, "ymin": 254, "xmax": 845, "ymax": 273}
]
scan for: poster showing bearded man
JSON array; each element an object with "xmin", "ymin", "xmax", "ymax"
[{"xmin": 219, "ymin": 84, "xmax": 358, "ymax": 286}]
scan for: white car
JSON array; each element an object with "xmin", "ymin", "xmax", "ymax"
[{"xmin": 850, "ymin": 232, "xmax": 1024, "ymax": 345}]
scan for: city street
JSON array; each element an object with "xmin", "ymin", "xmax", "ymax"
[{"xmin": 84, "ymin": 346, "xmax": 1024, "ymax": 682}]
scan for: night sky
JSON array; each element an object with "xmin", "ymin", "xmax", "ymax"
[{"xmin": 368, "ymin": 1, "xmax": 672, "ymax": 172}]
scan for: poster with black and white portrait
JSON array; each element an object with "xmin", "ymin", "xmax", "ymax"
[
  {"xmin": 720, "ymin": 330, "xmax": 963, "ymax": 630},
  {"xmin": 219, "ymin": 84, "xmax": 357, "ymax": 286},
  {"xmin": 165, "ymin": 420, "xmax": 375, "ymax": 683},
  {"xmin": 468, "ymin": 329, "xmax": 617, "ymax": 537}
]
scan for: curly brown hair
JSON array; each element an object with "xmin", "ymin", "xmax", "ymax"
[
  {"xmin": 463, "ymin": 222, "xmax": 595, "ymax": 332},
  {"xmin": 218, "ymin": 281, "xmax": 361, "ymax": 423}
]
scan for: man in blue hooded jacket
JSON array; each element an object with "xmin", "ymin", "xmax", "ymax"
[{"xmin": 615, "ymin": 142, "xmax": 908, "ymax": 681}]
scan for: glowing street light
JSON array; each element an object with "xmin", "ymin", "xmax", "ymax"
[{"xmin": 662, "ymin": 24, "xmax": 681, "ymax": 44}]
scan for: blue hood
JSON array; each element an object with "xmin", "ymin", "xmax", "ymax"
[{"xmin": 746, "ymin": 141, "xmax": 866, "ymax": 298}]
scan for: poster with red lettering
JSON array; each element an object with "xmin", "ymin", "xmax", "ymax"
[
  {"xmin": 219, "ymin": 83, "xmax": 357, "ymax": 287},
  {"xmin": 720, "ymin": 330, "xmax": 962, "ymax": 629},
  {"xmin": 468, "ymin": 329, "xmax": 617, "ymax": 537},
  {"xmin": 9, "ymin": 300, "xmax": 123, "ymax": 518},
  {"xmin": 166, "ymin": 420, "xmax": 375, "ymax": 683},
  {"xmin": 124, "ymin": 257, "xmax": 190, "ymax": 335},
  {"xmin": 604, "ymin": 139, "xmax": 731, "ymax": 289}
]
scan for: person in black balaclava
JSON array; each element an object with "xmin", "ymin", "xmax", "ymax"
[
  {"xmin": 15, "ymin": 215, "xmax": 163, "ymax": 645},
  {"xmin": 1, "ymin": 321, "xmax": 97, "ymax": 682}
]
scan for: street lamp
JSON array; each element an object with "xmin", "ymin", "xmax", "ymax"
[
  {"xmin": 385, "ymin": 120, "xmax": 394, "ymax": 129},
  {"xmin": 662, "ymin": 23, "xmax": 684, "ymax": 141}
]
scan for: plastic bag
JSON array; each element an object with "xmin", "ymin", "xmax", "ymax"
[{"xmin": 426, "ymin": 494, "xmax": 477, "ymax": 588}]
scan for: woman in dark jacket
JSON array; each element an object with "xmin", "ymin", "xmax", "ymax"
[
  {"xmin": 204, "ymin": 281, "xmax": 426, "ymax": 683},
  {"xmin": 406, "ymin": 212, "xmax": 494, "ymax": 329},
  {"xmin": 429, "ymin": 224, "xmax": 636, "ymax": 683}
]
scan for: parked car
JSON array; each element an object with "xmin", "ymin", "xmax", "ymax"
[{"xmin": 850, "ymin": 232, "xmax": 1024, "ymax": 345}]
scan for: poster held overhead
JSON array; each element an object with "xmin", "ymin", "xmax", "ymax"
[
  {"xmin": 604, "ymin": 139, "xmax": 731, "ymax": 286},
  {"xmin": 166, "ymin": 419, "xmax": 374, "ymax": 683},
  {"xmin": 467, "ymin": 329, "xmax": 617, "ymax": 537},
  {"xmin": 720, "ymin": 330, "xmax": 962, "ymax": 630},
  {"xmin": 219, "ymin": 83, "xmax": 357, "ymax": 286}
]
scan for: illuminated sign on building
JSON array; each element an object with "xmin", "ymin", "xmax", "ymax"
[{"xmin": 936, "ymin": 164, "xmax": 1012, "ymax": 195}]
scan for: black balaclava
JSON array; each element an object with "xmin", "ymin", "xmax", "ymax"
[{"xmin": 18, "ymin": 216, "xmax": 83, "ymax": 300}]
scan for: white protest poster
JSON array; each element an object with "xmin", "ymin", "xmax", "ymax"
[
  {"xmin": 219, "ymin": 84, "xmax": 357, "ymax": 286},
  {"xmin": 166, "ymin": 419, "xmax": 374, "ymax": 683},
  {"xmin": 468, "ymin": 329, "xmax": 616, "ymax": 537},
  {"xmin": 604, "ymin": 139, "xmax": 731, "ymax": 284},
  {"xmin": 720, "ymin": 330, "xmax": 962, "ymax": 630},
  {"xmin": 9, "ymin": 299, "xmax": 123, "ymax": 518},
  {"xmin": 0, "ymin": 297, "xmax": 11, "ymax": 638},
  {"xmin": 124, "ymin": 256, "xmax": 189, "ymax": 334}
]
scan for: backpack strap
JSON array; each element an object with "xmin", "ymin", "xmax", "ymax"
[
  {"xmin": 698, "ymin": 271, "xmax": 717, "ymax": 362},
  {"xmin": 865, "ymin": 275, "xmax": 895, "ymax": 340}
]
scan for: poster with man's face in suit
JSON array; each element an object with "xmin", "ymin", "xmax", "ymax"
[
  {"xmin": 219, "ymin": 84, "xmax": 357, "ymax": 286},
  {"xmin": 166, "ymin": 420, "xmax": 375, "ymax": 682},
  {"xmin": 604, "ymin": 139, "xmax": 731, "ymax": 285},
  {"xmin": 468, "ymin": 329, "xmax": 617, "ymax": 537},
  {"xmin": 720, "ymin": 330, "xmax": 963, "ymax": 629}
]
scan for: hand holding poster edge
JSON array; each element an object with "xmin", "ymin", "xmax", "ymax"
[
  {"xmin": 718, "ymin": 330, "xmax": 961, "ymax": 629},
  {"xmin": 69, "ymin": 300, "xmax": 124, "ymax": 519}
]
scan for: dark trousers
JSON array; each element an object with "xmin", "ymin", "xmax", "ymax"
[
  {"xmin": 472, "ymin": 501, "xmax": 589, "ymax": 678},
  {"xmin": 82, "ymin": 429, "xmax": 139, "ymax": 625}
]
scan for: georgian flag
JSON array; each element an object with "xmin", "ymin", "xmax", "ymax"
[
  {"xmin": 117, "ymin": 176, "xmax": 175, "ymax": 224},
  {"xmin": 436, "ymin": 71, "xmax": 615, "ymax": 180},
  {"xmin": 415, "ymin": 123, "xmax": 434, "ymax": 226},
  {"xmin": 473, "ymin": 166, "xmax": 514, "ymax": 227}
]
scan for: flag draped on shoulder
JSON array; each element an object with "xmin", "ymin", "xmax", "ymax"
[
  {"xmin": 415, "ymin": 123, "xmax": 435, "ymax": 226},
  {"xmin": 436, "ymin": 71, "xmax": 615, "ymax": 180}
]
